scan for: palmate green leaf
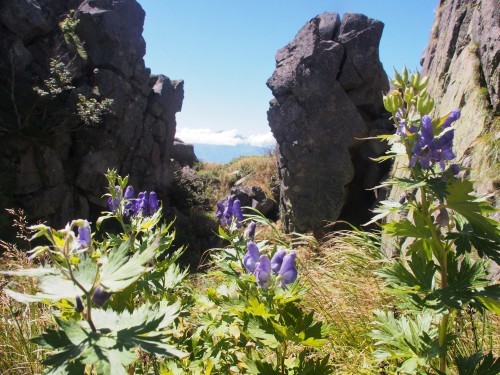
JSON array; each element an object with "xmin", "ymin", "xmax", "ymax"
[
  {"xmin": 5, "ymin": 256, "xmax": 98, "ymax": 303},
  {"xmin": 99, "ymin": 236, "xmax": 159, "ymax": 292},
  {"xmin": 445, "ymin": 179, "xmax": 500, "ymax": 262},
  {"xmin": 428, "ymin": 255, "xmax": 499, "ymax": 312},
  {"xmin": 246, "ymin": 318, "xmax": 279, "ymax": 349},
  {"xmin": 370, "ymin": 310, "xmax": 440, "ymax": 373},
  {"xmin": 364, "ymin": 199, "xmax": 403, "ymax": 226},
  {"xmin": 455, "ymin": 351, "xmax": 500, "ymax": 375},
  {"xmin": 376, "ymin": 255, "xmax": 436, "ymax": 296},
  {"xmin": 33, "ymin": 301, "xmax": 186, "ymax": 375}
]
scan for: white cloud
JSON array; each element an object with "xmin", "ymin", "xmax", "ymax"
[{"xmin": 176, "ymin": 127, "xmax": 276, "ymax": 147}]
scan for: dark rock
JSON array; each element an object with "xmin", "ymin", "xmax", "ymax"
[
  {"xmin": 267, "ymin": 12, "xmax": 390, "ymax": 233},
  {"xmin": 230, "ymin": 185, "xmax": 278, "ymax": 219},
  {"xmin": 172, "ymin": 138, "xmax": 198, "ymax": 167},
  {"xmin": 0, "ymin": 0, "xmax": 53, "ymax": 43},
  {"xmin": 0, "ymin": 0, "xmax": 184, "ymax": 237}
]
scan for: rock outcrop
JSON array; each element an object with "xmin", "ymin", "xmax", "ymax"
[
  {"xmin": 0, "ymin": 0, "xmax": 183, "ymax": 236},
  {"xmin": 267, "ymin": 12, "xmax": 390, "ymax": 233},
  {"xmin": 420, "ymin": 0, "xmax": 499, "ymax": 202}
]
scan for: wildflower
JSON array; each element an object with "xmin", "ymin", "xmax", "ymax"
[
  {"xmin": 148, "ymin": 191, "xmax": 159, "ymax": 215},
  {"xmin": 270, "ymin": 249, "xmax": 287, "ymax": 274},
  {"xmin": 131, "ymin": 191, "xmax": 160, "ymax": 217},
  {"xmin": 215, "ymin": 195, "xmax": 244, "ymax": 227},
  {"xmin": 123, "ymin": 185, "xmax": 135, "ymax": 215},
  {"xmin": 409, "ymin": 115, "xmax": 456, "ymax": 171},
  {"xmin": 254, "ymin": 255, "xmax": 272, "ymax": 289},
  {"xmin": 92, "ymin": 285, "xmax": 112, "ymax": 307},
  {"xmin": 243, "ymin": 241, "xmax": 260, "ymax": 272},
  {"xmin": 232, "ymin": 199, "xmax": 244, "ymax": 222},
  {"xmin": 108, "ymin": 185, "xmax": 122, "ymax": 213},
  {"xmin": 442, "ymin": 109, "xmax": 460, "ymax": 128},
  {"xmin": 450, "ymin": 163, "xmax": 460, "ymax": 176},
  {"xmin": 75, "ymin": 295, "xmax": 84, "ymax": 312},
  {"xmin": 246, "ymin": 221, "xmax": 257, "ymax": 241},
  {"xmin": 278, "ymin": 251, "xmax": 298, "ymax": 286},
  {"xmin": 77, "ymin": 220, "xmax": 91, "ymax": 248}
]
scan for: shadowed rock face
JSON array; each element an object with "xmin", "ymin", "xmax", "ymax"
[
  {"xmin": 267, "ymin": 12, "xmax": 390, "ymax": 234},
  {"xmin": 0, "ymin": 0, "xmax": 183, "ymax": 235}
]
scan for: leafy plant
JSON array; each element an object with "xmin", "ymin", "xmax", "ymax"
[
  {"xmin": 369, "ymin": 68, "xmax": 500, "ymax": 373},
  {"xmin": 0, "ymin": 170, "xmax": 186, "ymax": 374}
]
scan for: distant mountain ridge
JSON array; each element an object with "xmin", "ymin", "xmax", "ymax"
[{"xmin": 193, "ymin": 143, "xmax": 272, "ymax": 164}]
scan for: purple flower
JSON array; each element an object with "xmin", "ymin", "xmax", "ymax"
[
  {"xmin": 123, "ymin": 186, "xmax": 135, "ymax": 215},
  {"xmin": 450, "ymin": 163, "xmax": 460, "ymax": 175},
  {"xmin": 271, "ymin": 249, "xmax": 287, "ymax": 274},
  {"xmin": 134, "ymin": 191, "xmax": 147, "ymax": 216},
  {"xmin": 409, "ymin": 115, "xmax": 456, "ymax": 171},
  {"xmin": 215, "ymin": 195, "xmax": 244, "ymax": 227},
  {"xmin": 254, "ymin": 255, "xmax": 272, "ymax": 289},
  {"xmin": 108, "ymin": 186, "xmax": 122, "ymax": 213},
  {"xmin": 92, "ymin": 285, "xmax": 112, "ymax": 306},
  {"xmin": 232, "ymin": 199, "xmax": 244, "ymax": 223},
  {"xmin": 246, "ymin": 221, "xmax": 256, "ymax": 241},
  {"xmin": 75, "ymin": 295, "xmax": 84, "ymax": 313},
  {"xmin": 396, "ymin": 122, "xmax": 417, "ymax": 138},
  {"xmin": 148, "ymin": 191, "xmax": 159, "ymax": 216},
  {"xmin": 442, "ymin": 109, "xmax": 460, "ymax": 128},
  {"xmin": 278, "ymin": 251, "xmax": 298, "ymax": 286},
  {"xmin": 244, "ymin": 241, "xmax": 260, "ymax": 272},
  {"xmin": 216, "ymin": 202, "xmax": 225, "ymax": 221},
  {"xmin": 77, "ymin": 220, "xmax": 91, "ymax": 248}
]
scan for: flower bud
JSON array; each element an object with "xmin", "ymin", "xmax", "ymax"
[
  {"xmin": 92, "ymin": 286, "xmax": 112, "ymax": 307},
  {"xmin": 75, "ymin": 295, "xmax": 84, "ymax": 313},
  {"xmin": 436, "ymin": 208, "xmax": 450, "ymax": 228},
  {"xmin": 402, "ymin": 66, "xmax": 408, "ymax": 84}
]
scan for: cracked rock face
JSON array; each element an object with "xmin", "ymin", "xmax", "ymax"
[
  {"xmin": 267, "ymin": 12, "xmax": 390, "ymax": 233},
  {"xmin": 0, "ymin": 0, "xmax": 183, "ymax": 234}
]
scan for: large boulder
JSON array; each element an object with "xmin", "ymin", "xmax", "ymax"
[
  {"xmin": 0, "ymin": 0, "xmax": 183, "ymax": 236},
  {"xmin": 267, "ymin": 12, "xmax": 390, "ymax": 233}
]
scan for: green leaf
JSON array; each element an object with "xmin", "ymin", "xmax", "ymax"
[
  {"xmin": 100, "ymin": 236, "xmax": 159, "ymax": 292},
  {"xmin": 445, "ymin": 179, "xmax": 500, "ymax": 262},
  {"xmin": 455, "ymin": 351, "xmax": 500, "ymax": 375},
  {"xmin": 35, "ymin": 301, "xmax": 186, "ymax": 374},
  {"xmin": 370, "ymin": 310, "xmax": 440, "ymax": 373}
]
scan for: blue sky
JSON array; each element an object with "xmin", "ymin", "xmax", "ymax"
[{"xmin": 138, "ymin": 0, "xmax": 438, "ymax": 146}]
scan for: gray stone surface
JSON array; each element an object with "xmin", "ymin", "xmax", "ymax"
[
  {"xmin": 267, "ymin": 12, "xmax": 390, "ymax": 233},
  {"xmin": 0, "ymin": 0, "xmax": 184, "ymax": 233}
]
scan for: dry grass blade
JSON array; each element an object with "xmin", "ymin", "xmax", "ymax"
[{"xmin": 298, "ymin": 229, "xmax": 390, "ymax": 373}]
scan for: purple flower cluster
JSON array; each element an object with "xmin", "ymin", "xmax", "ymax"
[
  {"xmin": 409, "ymin": 111, "xmax": 460, "ymax": 172},
  {"xmin": 215, "ymin": 195, "xmax": 244, "ymax": 227},
  {"xmin": 108, "ymin": 186, "xmax": 160, "ymax": 217},
  {"xmin": 77, "ymin": 220, "xmax": 91, "ymax": 248},
  {"xmin": 243, "ymin": 242, "xmax": 298, "ymax": 289}
]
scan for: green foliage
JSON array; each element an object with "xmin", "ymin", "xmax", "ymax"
[
  {"xmin": 371, "ymin": 310, "xmax": 441, "ymax": 373},
  {"xmin": 370, "ymin": 68, "xmax": 500, "ymax": 373},
  {"xmin": 76, "ymin": 94, "xmax": 114, "ymax": 126},
  {"xmin": 0, "ymin": 170, "xmax": 186, "ymax": 374}
]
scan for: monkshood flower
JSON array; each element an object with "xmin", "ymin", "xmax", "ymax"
[
  {"xmin": 271, "ymin": 249, "xmax": 287, "ymax": 274},
  {"xmin": 75, "ymin": 295, "xmax": 84, "ymax": 313},
  {"xmin": 215, "ymin": 195, "xmax": 244, "ymax": 227},
  {"xmin": 409, "ymin": 115, "xmax": 456, "ymax": 171},
  {"xmin": 92, "ymin": 285, "xmax": 112, "ymax": 307},
  {"xmin": 108, "ymin": 185, "xmax": 122, "ymax": 213},
  {"xmin": 254, "ymin": 255, "xmax": 272, "ymax": 289},
  {"xmin": 123, "ymin": 185, "xmax": 135, "ymax": 214},
  {"xmin": 132, "ymin": 191, "xmax": 160, "ymax": 217},
  {"xmin": 278, "ymin": 251, "xmax": 298, "ymax": 287},
  {"xmin": 246, "ymin": 221, "xmax": 257, "ymax": 241},
  {"xmin": 244, "ymin": 241, "xmax": 260, "ymax": 272},
  {"xmin": 77, "ymin": 220, "xmax": 91, "ymax": 248},
  {"xmin": 442, "ymin": 109, "xmax": 460, "ymax": 128}
]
